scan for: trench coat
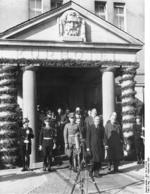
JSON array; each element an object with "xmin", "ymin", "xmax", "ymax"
[
  {"xmin": 105, "ymin": 120, "xmax": 123, "ymax": 161},
  {"xmin": 86, "ymin": 124, "xmax": 104, "ymax": 163}
]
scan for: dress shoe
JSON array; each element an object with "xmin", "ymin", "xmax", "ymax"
[
  {"xmin": 48, "ymin": 168, "xmax": 51, "ymax": 172},
  {"xmin": 137, "ymin": 160, "xmax": 142, "ymax": 164},
  {"xmin": 73, "ymin": 167, "xmax": 77, "ymax": 173},
  {"xmin": 89, "ymin": 171, "xmax": 93, "ymax": 178},
  {"xmin": 94, "ymin": 171, "xmax": 101, "ymax": 178},
  {"xmin": 21, "ymin": 168, "xmax": 27, "ymax": 171}
]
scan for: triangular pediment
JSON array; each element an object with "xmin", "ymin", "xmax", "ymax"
[{"xmin": 0, "ymin": 1, "xmax": 143, "ymax": 46}]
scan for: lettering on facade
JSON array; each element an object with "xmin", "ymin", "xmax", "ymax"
[{"xmin": 59, "ymin": 10, "xmax": 86, "ymax": 42}]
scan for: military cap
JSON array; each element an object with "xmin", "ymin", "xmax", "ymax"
[
  {"xmin": 23, "ymin": 118, "xmax": 29, "ymax": 124},
  {"xmin": 69, "ymin": 112, "xmax": 75, "ymax": 118},
  {"xmin": 47, "ymin": 110, "xmax": 52, "ymax": 115},
  {"xmin": 44, "ymin": 117, "xmax": 50, "ymax": 122}
]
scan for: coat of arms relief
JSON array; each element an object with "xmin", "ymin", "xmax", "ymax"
[{"xmin": 59, "ymin": 10, "xmax": 86, "ymax": 42}]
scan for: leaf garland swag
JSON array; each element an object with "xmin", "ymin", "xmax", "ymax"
[
  {"xmin": 120, "ymin": 66, "xmax": 137, "ymax": 157},
  {"xmin": 0, "ymin": 58, "xmax": 139, "ymax": 68},
  {"xmin": 0, "ymin": 65, "xmax": 19, "ymax": 169}
]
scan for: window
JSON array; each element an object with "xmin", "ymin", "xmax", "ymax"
[
  {"xmin": 29, "ymin": 0, "xmax": 43, "ymax": 19},
  {"xmin": 51, "ymin": 0, "xmax": 63, "ymax": 10},
  {"xmin": 95, "ymin": 1, "xmax": 107, "ymax": 20},
  {"xmin": 114, "ymin": 3, "xmax": 126, "ymax": 30}
]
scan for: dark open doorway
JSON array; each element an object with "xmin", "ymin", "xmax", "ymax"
[{"xmin": 37, "ymin": 67, "xmax": 102, "ymax": 113}]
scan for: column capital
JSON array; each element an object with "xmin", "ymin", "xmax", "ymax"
[
  {"xmin": 100, "ymin": 66, "xmax": 118, "ymax": 73},
  {"xmin": 121, "ymin": 66, "xmax": 137, "ymax": 77},
  {"xmin": 21, "ymin": 64, "xmax": 39, "ymax": 72}
]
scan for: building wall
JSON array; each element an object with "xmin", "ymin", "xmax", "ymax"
[
  {"xmin": 0, "ymin": 0, "xmax": 28, "ymax": 32},
  {"xmin": 0, "ymin": 0, "xmax": 51, "ymax": 32},
  {"xmin": 64, "ymin": 0, "xmax": 144, "ymax": 72}
]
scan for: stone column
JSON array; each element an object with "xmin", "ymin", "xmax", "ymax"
[
  {"xmin": 23, "ymin": 67, "xmax": 37, "ymax": 167},
  {"xmin": 102, "ymin": 67, "xmax": 115, "ymax": 126}
]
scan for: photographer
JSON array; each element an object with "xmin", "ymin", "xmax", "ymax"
[{"xmin": 20, "ymin": 118, "xmax": 34, "ymax": 171}]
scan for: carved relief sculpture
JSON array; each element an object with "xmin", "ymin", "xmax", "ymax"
[{"xmin": 59, "ymin": 10, "xmax": 86, "ymax": 42}]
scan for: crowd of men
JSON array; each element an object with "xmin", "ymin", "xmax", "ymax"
[{"xmin": 20, "ymin": 106, "xmax": 144, "ymax": 177}]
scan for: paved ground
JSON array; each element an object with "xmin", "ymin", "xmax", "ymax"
[{"xmin": 0, "ymin": 161, "xmax": 144, "ymax": 194}]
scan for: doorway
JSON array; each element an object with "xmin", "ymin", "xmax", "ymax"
[{"xmin": 37, "ymin": 67, "xmax": 102, "ymax": 113}]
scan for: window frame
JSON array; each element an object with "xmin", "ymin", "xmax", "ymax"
[
  {"xmin": 51, "ymin": 0, "xmax": 63, "ymax": 10},
  {"xmin": 113, "ymin": 2, "xmax": 126, "ymax": 31},
  {"xmin": 29, "ymin": 0, "xmax": 43, "ymax": 19},
  {"xmin": 95, "ymin": 1, "xmax": 107, "ymax": 20}
]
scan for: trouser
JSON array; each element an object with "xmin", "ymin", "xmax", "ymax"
[
  {"xmin": 135, "ymin": 138, "xmax": 144, "ymax": 162},
  {"xmin": 89, "ymin": 162, "xmax": 101, "ymax": 175},
  {"xmin": 43, "ymin": 145, "xmax": 53, "ymax": 169},
  {"xmin": 22, "ymin": 144, "xmax": 30, "ymax": 169},
  {"xmin": 108, "ymin": 159, "xmax": 119, "ymax": 171},
  {"xmin": 113, "ymin": 160, "xmax": 119, "ymax": 171}
]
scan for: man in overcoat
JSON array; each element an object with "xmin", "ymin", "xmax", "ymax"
[
  {"xmin": 20, "ymin": 118, "xmax": 34, "ymax": 171},
  {"xmin": 86, "ymin": 116, "xmax": 104, "ymax": 177},
  {"xmin": 105, "ymin": 112, "xmax": 123, "ymax": 173}
]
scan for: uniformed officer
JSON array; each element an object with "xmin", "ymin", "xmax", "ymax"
[
  {"xmin": 134, "ymin": 116, "xmax": 144, "ymax": 164},
  {"xmin": 64, "ymin": 112, "xmax": 79, "ymax": 169},
  {"xmin": 20, "ymin": 118, "xmax": 34, "ymax": 171},
  {"xmin": 39, "ymin": 117, "xmax": 56, "ymax": 171}
]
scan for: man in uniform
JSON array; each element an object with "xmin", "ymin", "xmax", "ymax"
[
  {"xmin": 134, "ymin": 116, "xmax": 144, "ymax": 164},
  {"xmin": 39, "ymin": 117, "xmax": 56, "ymax": 171},
  {"xmin": 20, "ymin": 118, "xmax": 34, "ymax": 171},
  {"xmin": 64, "ymin": 112, "xmax": 79, "ymax": 170}
]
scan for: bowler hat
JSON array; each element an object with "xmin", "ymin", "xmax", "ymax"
[
  {"xmin": 23, "ymin": 118, "xmax": 29, "ymax": 124},
  {"xmin": 69, "ymin": 112, "xmax": 75, "ymax": 118}
]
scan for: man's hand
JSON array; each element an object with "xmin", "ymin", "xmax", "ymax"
[
  {"xmin": 39, "ymin": 145, "xmax": 42, "ymax": 151},
  {"xmin": 26, "ymin": 130, "xmax": 30, "ymax": 135},
  {"xmin": 53, "ymin": 143, "xmax": 56, "ymax": 150},
  {"xmin": 105, "ymin": 145, "xmax": 108, "ymax": 150},
  {"xmin": 65, "ymin": 143, "xmax": 69, "ymax": 149},
  {"xmin": 86, "ymin": 148, "xmax": 91, "ymax": 157}
]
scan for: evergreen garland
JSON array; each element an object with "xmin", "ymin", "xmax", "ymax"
[
  {"xmin": 0, "ymin": 58, "xmax": 139, "ymax": 68},
  {"xmin": 120, "ymin": 66, "xmax": 137, "ymax": 157},
  {"xmin": 0, "ymin": 64, "xmax": 19, "ymax": 169}
]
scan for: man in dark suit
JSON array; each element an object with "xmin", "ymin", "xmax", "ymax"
[
  {"xmin": 20, "ymin": 118, "xmax": 34, "ymax": 171},
  {"xmin": 86, "ymin": 116, "xmax": 104, "ymax": 177}
]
